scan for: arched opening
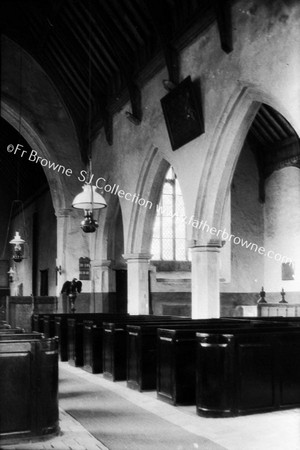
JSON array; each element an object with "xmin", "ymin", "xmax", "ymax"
[
  {"xmin": 220, "ymin": 103, "xmax": 300, "ymax": 315},
  {"xmin": 191, "ymin": 87, "xmax": 300, "ymax": 318},
  {"xmin": 149, "ymin": 165, "xmax": 191, "ymax": 316},
  {"xmin": 0, "ymin": 118, "xmax": 56, "ymax": 307}
]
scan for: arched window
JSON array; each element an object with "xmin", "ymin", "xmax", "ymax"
[{"xmin": 151, "ymin": 167, "xmax": 188, "ymax": 261}]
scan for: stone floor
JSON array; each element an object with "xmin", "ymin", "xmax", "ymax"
[
  {"xmin": 0, "ymin": 407, "xmax": 108, "ymax": 450},
  {"xmin": 1, "ymin": 362, "xmax": 300, "ymax": 450}
]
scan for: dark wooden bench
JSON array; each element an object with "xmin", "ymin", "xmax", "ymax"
[
  {"xmin": 43, "ymin": 314, "xmax": 57, "ymax": 338},
  {"xmin": 0, "ymin": 327, "xmax": 25, "ymax": 334},
  {"xmin": 156, "ymin": 320, "xmax": 293, "ymax": 406},
  {"xmin": 32, "ymin": 313, "xmax": 46, "ymax": 333},
  {"xmin": 126, "ymin": 318, "xmax": 248, "ymax": 392},
  {"xmin": 82, "ymin": 317, "xmax": 125, "ymax": 373},
  {"xmin": 55, "ymin": 313, "xmax": 91, "ymax": 361},
  {"xmin": 0, "ymin": 332, "xmax": 43, "ymax": 341},
  {"xmin": 82, "ymin": 320, "xmax": 103, "ymax": 373},
  {"xmin": 196, "ymin": 325, "xmax": 300, "ymax": 417},
  {"xmin": 54, "ymin": 313, "xmax": 116, "ymax": 362},
  {"xmin": 0, "ymin": 334, "xmax": 59, "ymax": 444},
  {"xmin": 68, "ymin": 313, "xmax": 129, "ymax": 367},
  {"xmin": 103, "ymin": 316, "xmax": 192, "ymax": 382}
]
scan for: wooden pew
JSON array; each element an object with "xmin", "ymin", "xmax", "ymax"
[
  {"xmin": 55, "ymin": 313, "xmax": 87, "ymax": 361},
  {"xmin": 0, "ymin": 334, "xmax": 59, "ymax": 444},
  {"xmin": 0, "ymin": 332, "xmax": 43, "ymax": 341},
  {"xmin": 126, "ymin": 319, "xmax": 247, "ymax": 392},
  {"xmin": 196, "ymin": 325, "xmax": 300, "ymax": 417},
  {"xmin": 68, "ymin": 313, "xmax": 129, "ymax": 367},
  {"xmin": 43, "ymin": 314, "xmax": 57, "ymax": 338},
  {"xmin": 34, "ymin": 312, "xmax": 103, "ymax": 350},
  {"xmin": 0, "ymin": 327, "xmax": 25, "ymax": 334},
  {"xmin": 156, "ymin": 320, "xmax": 293, "ymax": 406},
  {"xmin": 102, "ymin": 316, "xmax": 191, "ymax": 381},
  {"xmin": 82, "ymin": 320, "xmax": 103, "ymax": 373},
  {"xmin": 82, "ymin": 318, "xmax": 122, "ymax": 373},
  {"xmin": 32, "ymin": 313, "xmax": 46, "ymax": 333},
  {"xmin": 54, "ymin": 313, "xmax": 113, "ymax": 362}
]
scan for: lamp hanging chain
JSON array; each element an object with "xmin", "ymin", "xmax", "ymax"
[
  {"xmin": 17, "ymin": 47, "xmax": 23, "ymax": 201},
  {"xmin": 17, "ymin": 48, "xmax": 26, "ymax": 242},
  {"xmin": 88, "ymin": 1, "xmax": 94, "ymax": 212}
]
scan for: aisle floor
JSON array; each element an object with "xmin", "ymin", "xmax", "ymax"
[{"xmin": 1, "ymin": 362, "xmax": 300, "ymax": 450}]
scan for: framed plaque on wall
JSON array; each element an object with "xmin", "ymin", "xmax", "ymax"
[{"xmin": 161, "ymin": 76, "xmax": 204, "ymax": 151}]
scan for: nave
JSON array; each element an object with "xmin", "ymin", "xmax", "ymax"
[{"xmin": 2, "ymin": 362, "xmax": 300, "ymax": 450}]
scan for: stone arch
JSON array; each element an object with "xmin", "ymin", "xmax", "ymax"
[
  {"xmin": 126, "ymin": 146, "xmax": 170, "ymax": 254},
  {"xmin": 1, "ymin": 36, "xmax": 82, "ymax": 216},
  {"xmin": 193, "ymin": 85, "xmax": 298, "ymax": 245},
  {"xmin": 1, "ymin": 102, "xmax": 66, "ymax": 213}
]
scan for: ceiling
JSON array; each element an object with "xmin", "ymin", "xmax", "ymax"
[
  {"xmin": 248, "ymin": 104, "xmax": 300, "ymax": 201},
  {"xmin": 0, "ymin": 0, "xmax": 232, "ymax": 162}
]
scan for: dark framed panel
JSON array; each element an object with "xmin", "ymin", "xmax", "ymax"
[{"xmin": 160, "ymin": 76, "xmax": 204, "ymax": 151}]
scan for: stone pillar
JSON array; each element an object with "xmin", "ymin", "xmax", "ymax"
[
  {"xmin": 123, "ymin": 253, "xmax": 151, "ymax": 315},
  {"xmin": 264, "ymin": 166, "xmax": 300, "ymax": 293},
  {"xmin": 191, "ymin": 244, "xmax": 221, "ymax": 318},
  {"xmin": 91, "ymin": 259, "xmax": 115, "ymax": 312}
]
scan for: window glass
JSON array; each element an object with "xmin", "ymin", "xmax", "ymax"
[{"xmin": 151, "ymin": 167, "xmax": 188, "ymax": 261}]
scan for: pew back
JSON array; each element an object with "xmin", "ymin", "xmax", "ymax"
[
  {"xmin": 156, "ymin": 321, "xmax": 296, "ymax": 405},
  {"xmin": 0, "ymin": 336, "xmax": 59, "ymax": 444},
  {"xmin": 196, "ymin": 327, "xmax": 300, "ymax": 417}
]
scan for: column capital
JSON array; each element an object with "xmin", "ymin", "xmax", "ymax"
[
  {"xmin": 123, "ymin": 253, "xmax": 152, "ymax": 261},
  {"xmin": 190, "ymin": 241, "xmax": 222, "ymax": 253}
]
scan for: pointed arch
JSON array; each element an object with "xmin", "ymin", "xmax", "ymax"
[
  {"xmin": 193, "ymin": 85, "xmax": 297, "ymax": 245},
  {"xmin": 126, "ymin": 145, "xmax": 170, "ymax": 254},
  {"xmin": 1, "ymin": 101, "xmax": 67, "ymax": 213}
]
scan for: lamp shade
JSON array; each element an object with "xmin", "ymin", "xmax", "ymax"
[
  {"xmin": 72, "ymin": 184, "xmax": 107, "ymax": 210},
  {"xmin": 9, "ymin": 231, "xmax": 25, "ymax": 245}
]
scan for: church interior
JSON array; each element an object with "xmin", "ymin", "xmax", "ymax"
[{"xmin": 1, "ymin": 0, "xmax": 300, "ymax": 449}]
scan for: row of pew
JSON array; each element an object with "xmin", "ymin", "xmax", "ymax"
[
  {"xmin": 0, "ymin": 320, "xmax": 59, "ymax": 444},
  {"xmin": 32, "ymin": 313, "xmax": 300, "ymax": 417}
]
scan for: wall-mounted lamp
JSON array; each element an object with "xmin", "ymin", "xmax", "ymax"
[
  {"xmin": 9, "ymin": 231, "xmax": 25, "ymax": 263},
  {"xmin": 7, "ymin": 267, "xmax": 15, "ymax": 283},
  {"xmin": 56, "ymin": 265, "xmax": 62, "ymax": 275}
]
